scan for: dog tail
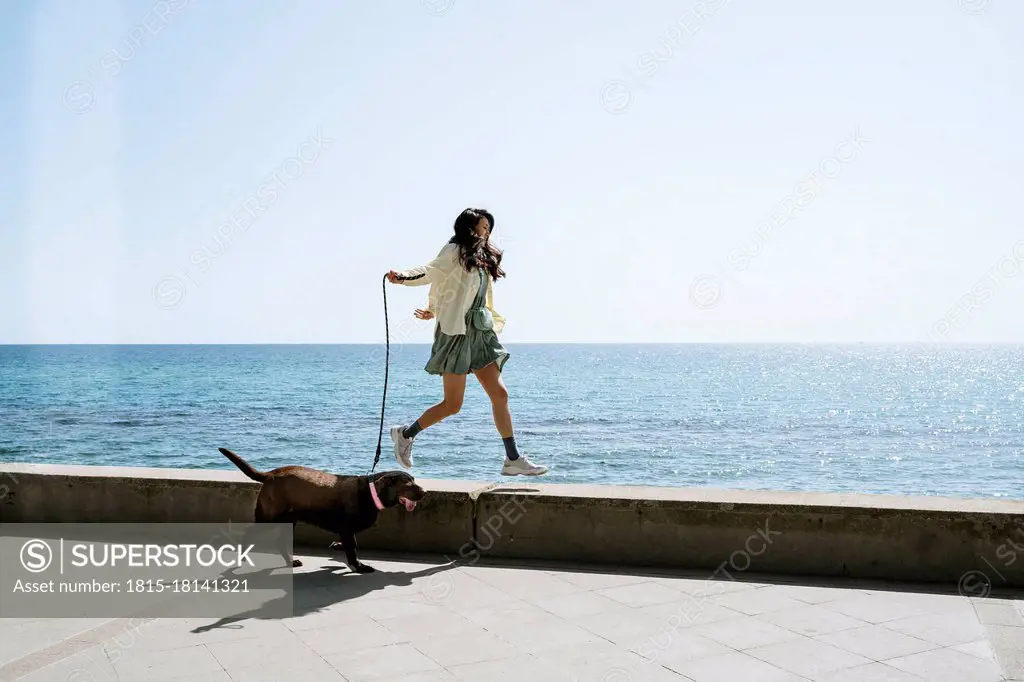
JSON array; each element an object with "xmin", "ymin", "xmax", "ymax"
[{"xmin": 218, "ymin": 448, "xmax": 268, "ymax": 483}]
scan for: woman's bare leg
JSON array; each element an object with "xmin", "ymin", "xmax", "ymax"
[
  {"xmin": 391, "ymin": 373, "xmax": 466, "ymax": 468},
  {"xmin": 473, "ymin": 363, "xmax": 547, "ymax": 475},
  {"xmin": 472, "ymin": 362, "xmax": 512, "ymax": 438},
  {"xmin": 415, "ymin": 372, "xmax": 467, "ymax": 429}
]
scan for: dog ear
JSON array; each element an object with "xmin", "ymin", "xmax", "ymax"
[
  {"xmin": 374, "ymin": 472, "xmax": 406, "ymax": 506},
  {"xmin": 374, "ymin": 472, "xmax": 401, "ymax": 490}
]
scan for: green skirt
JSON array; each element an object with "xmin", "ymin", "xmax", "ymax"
[{"xmin": 424, "ymin": 321, "xmax": 509, "ymax": 376}]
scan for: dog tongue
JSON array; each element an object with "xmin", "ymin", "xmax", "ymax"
[{"xmin": 402, "ymin": 498, "xmax": 417, "ymax": 512}]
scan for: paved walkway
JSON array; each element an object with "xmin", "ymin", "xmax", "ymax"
[{"xmin": 2, "ymin": 551, "xmax": 1022, "ymax": 681}]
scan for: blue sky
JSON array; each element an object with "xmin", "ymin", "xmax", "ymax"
[{"xmin": 1, "ymin": 0, "xmax": 1021, "ymax": 344}]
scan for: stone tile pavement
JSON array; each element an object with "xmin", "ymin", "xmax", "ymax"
[{"xmin": 1, "ymin": 551, "xmax": 1021, "ymax": 681}]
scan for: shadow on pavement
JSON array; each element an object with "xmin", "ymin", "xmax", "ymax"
[{"xmin": 190, "ymin": 554, "xmax": 458, "ymax": 634}]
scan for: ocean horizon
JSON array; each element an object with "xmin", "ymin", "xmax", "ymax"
[{"xmin": 2, "ymin": 343, "xmax": 1021, "ymax": 501}]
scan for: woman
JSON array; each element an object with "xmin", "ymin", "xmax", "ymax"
[{"xmin": 386, "ymin": 208, "xmax": 547, "ymax": 476}]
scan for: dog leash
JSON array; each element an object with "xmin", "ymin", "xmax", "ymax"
[
  {"xmin": 372, "ymin": 271, "xmax": 427, "ymax": 473},
  {"xmin": 371, "ymin": 274, "xmax": 391, "ymax": 474}
]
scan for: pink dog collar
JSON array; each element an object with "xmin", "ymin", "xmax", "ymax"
[{"xmin": 369, "ymin": 481, "xmax": 385, "ymax": 511}]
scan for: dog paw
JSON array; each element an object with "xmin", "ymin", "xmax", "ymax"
[
  {"xmin": 329, "ymin": 541, "xmax": 345, "ymax": 550},
  {"xmin": 292, "ymin": 559, "xmax": 303, "ymax": 567},
  {"xmin": 353, "ymin": 563, "xmax": 376, "ymax": 574}
]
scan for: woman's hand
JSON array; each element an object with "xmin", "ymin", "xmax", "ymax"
[
  {"xmin": 386, "ymin": 270, "xmax": 402, "ymax": 283},
  {"xmin": 414, "ymin": 309, "xmax": 434, "ymax": 320}
]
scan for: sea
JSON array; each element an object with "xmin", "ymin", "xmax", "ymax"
[{"xmin": 0, "ymin": 344, "xmax": 1021, "ymax": 500}]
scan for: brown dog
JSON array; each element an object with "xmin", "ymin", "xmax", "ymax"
[{"xmin": 219, "ymin": 447, "xmax": 425, "ymax": 573}]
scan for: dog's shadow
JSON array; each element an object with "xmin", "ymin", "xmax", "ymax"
[{"xmin": 190, "ymin": 556, "xmax": 458, "ymax": 634}]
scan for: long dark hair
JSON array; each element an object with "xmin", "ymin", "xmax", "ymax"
[{"xmin": 448, "ymin": 208, "xmax": 505, "ymax": 280}]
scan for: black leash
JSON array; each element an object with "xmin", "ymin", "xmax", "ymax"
[
  {"xmin": 371, "ymin": 272, "xmax": 424, "ymax": 473},
  {"xmin": 371, "ymin": 274, "xmax": 391, "ymax": 473}
]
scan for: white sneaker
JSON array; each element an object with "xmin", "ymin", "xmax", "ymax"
[
  {"xmin": 390, "ymin": 425, "xmax": 414, "ymax": 469},
  {"xmin": 501, "ymin": 456, "xmax": 548, "ymax": 476}
]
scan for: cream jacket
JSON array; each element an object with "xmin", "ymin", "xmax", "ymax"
[{"xmin": 397, "ymin": 243, "xmax": 506, "ymax": 336}]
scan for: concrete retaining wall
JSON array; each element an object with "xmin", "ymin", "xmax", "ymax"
[
  {"xmin": 1, "ymin": 463, "xmax": 1021, "ymax": 587},
  {"xmin": 0, "ymin": 464, "xmax": 474, "ymax": 555}
]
